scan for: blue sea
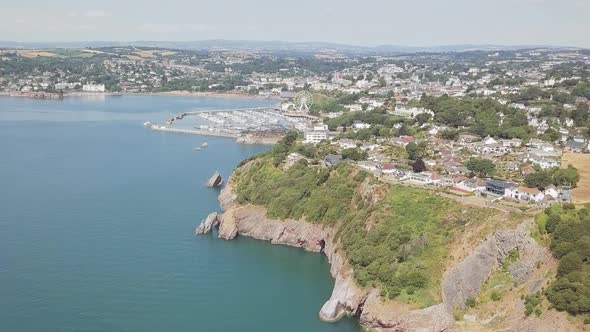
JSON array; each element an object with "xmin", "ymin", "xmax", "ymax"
[{"xmin": 0, "ymin": 95, "xmax": 359, "ymax": 332}]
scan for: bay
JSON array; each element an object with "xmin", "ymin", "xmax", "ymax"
[{"xmin": 0, "ymin": 95, "xmax": 359, "ymax": 332}]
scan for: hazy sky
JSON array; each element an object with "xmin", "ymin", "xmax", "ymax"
[{"xmin": 1, "ymin": 0, "xmax": 589, "ymax": 47}]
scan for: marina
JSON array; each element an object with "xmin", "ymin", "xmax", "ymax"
[{"xmin": 144, "ymin": 107, "xmax": 316, "ymax": 142}]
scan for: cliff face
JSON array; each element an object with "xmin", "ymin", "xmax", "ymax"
[
  {"xmin": 214, "ymin": 203, "xmax": 369, "ymax": 322},
  {"xmin": 197, "ymin": 173, "xmax": 563, "ymax": 332},
  {"xmin": 442, "ymin": 220, "xmax": 550, "ymax": 312}
]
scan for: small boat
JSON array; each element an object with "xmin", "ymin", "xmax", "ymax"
[
  {"xmin": 193, "ymin": 147, "xmax": 201, "ymax": 151},
  {"xmin": 201, "ymin": 142, "xmax": 208, "ymax": 148}
]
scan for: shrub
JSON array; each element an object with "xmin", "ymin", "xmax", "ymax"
[
  {"xmin": 466, "ymin": 297, "xmax": 477, "ymax": 308},
  {"xmin": 490, "ymin": 291, "xmax": 502, "ymax": 301}
]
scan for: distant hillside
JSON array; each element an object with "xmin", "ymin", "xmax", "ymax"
[{"xmin": 0, "ymin": 39, "xmax": 578, "ymax": 55}]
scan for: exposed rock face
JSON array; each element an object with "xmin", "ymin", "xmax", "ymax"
[
  {"xmin": 217, "ymin": 208, "xmax": 239, "ymax": 240},
  {"xmin": 195, "ymin": 212, "xmax": 218, "ymax": 235},
  {"xmin": 235, "ymin": 134, "xmax": 282, "ymax": 145},
  {"xmin": 217, "ymin": 204, "xmax": 326, "ymax": 250},
  {"xmin": 215, "ymin": 203, "xmax": 368, "ymax": 322},
  {"xmin": 319, "ymin": 236, "xmax": 366, "ymax": 322},
  {"xmin": 360, "ymin": 297, "xmax": 454, "ymax": 332},
  {"xmin": 442, "ymin": 220, "xmax": 549, "ymax": 312},
  {"xmin": 218, "ymin": 176, "xmax": 238, "ymax": 211},
  {"xmin": 207, "ymin": 171, "xmax": 223, "ymax": 187}
]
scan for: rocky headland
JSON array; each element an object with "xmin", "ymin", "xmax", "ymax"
[{"xmin": 195, "ymin": 169, "xmax": 581, "ymax": 332}]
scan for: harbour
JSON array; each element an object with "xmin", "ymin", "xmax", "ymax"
[{"xmin": 144, "ymin": 106, "xmax": 316, "ymax": 144}]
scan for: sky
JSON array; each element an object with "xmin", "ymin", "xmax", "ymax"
[{"xmin": 1, "ymin": 0, "xmax": 589, "ymax": 47}]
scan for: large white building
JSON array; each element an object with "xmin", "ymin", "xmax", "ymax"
[
  {"xmin": 82, "ymin": 84, "xmax": 106, "ymax": 93},
  {"xmin": 392, "ymin": 106, "xmax": 434, "ymax": 118},
  {"xmin": 303, "ymin": 124, "xmax": 329, "ymax": 144}
]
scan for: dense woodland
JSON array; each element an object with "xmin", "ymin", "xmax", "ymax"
[
  {"xmin": 537, "ymin": 205, "xmax": 590, "ymax": 316},
  {"xmin": 414, "ymin": 95, "xmax": 534, "ymax": 139}
]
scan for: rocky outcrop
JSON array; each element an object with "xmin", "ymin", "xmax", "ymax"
[
  {"xmin": 217, "ymin": 204, "xmax": 326, "ymax": 250},
  {"xmin": 217, "ymin": 208, "xmax": 239, "ymax": 240},
  {"xmin": 360, "ymin": 297, "xmax": 454, "ymax": 332},
  {"xmin": 215, "ymin": 203, "xmax": 368, "ymax": 322},
  {"xmin": 236, "ymin": 134, "xmax": 282, "ymax": 145},
  {"xmin": 207, "ymin": 171, "xmax": 223, "ymax": 187},
  {"xmin": 442, "ymin": 220, "xmax": 549, "ymax": 311},
  {"xmin": 218, "ymin": 176, "xmax": 238, "ymax": 211},
  {"xmin": 195, "ymin": 212, "xmax": 218, "ymax": 235}
]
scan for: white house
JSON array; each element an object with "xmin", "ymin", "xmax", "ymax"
[
  {"xmin": 528, "ymin": 139, "xmax": 555, "ymax": 152},
  {"xmin": 454, "ymin": 178, "xmax": 487, "ymax": 193},
  {"xmin": 353, "ymin": 121, "xmax": 371, "ymax": 129},
  {"xmin": 337, "ymin": 139, "xmax": 359, "ymax": 149},
  {"xmin": 504, "ymin": 186, "xmax": 545, "ymax": 202},
  {"xmin": 402, "ymin": 172, "xmax": 434, "ymax": 184},
  {"xmin": 357, "ymin": 161, "xmax": 380, "ymax": 172},
  {"xmin": 544, "ymin": 185, "xmax": 559, "ymax": 199},
  {"xmin": 500, "ymin": 138, "xmax": 522, "ymax": 148},
  {"xmin": 524, "ymin": 153, "xmax": 559, "ymax": 169},
  {"xmin": 483, "ymin": 136, "xmax": 498, "ymax": 145},
  {"xmin": 287, "ymin": 152, "xmax": 303, "ymax": 161}
]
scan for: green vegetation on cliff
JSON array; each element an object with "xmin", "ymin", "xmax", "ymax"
[
  {"xmin": 233, "ymin": 142, "xmax": 498, "ymax": 307},
  {"xmin": 540, "ymin": 205, "xmax": 590, "ymax": 315}
]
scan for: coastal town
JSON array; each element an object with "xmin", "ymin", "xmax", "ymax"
[
  {"xmin": 6, "ymin": 0, "xmax": 590, "ymax": 330},
  {"xmin": 2, "ymin": 46, "xmax": 590, "ymax": 207}
]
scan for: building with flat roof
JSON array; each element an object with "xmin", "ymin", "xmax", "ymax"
[
  {"xmin": 485, "ymin": 179, "xmax": 517, "ymax": 196},
  {"xmin": 82, "ymin": 84, "xmax": 105, "ymax": 93}
]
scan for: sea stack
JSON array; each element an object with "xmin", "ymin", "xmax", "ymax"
[
  {"xmin": 195, "ymin": 212, "xmax": 219, "ymax": 235},
  {"xmin": 207, "ymin": 171, "xmax": 223, "ymax": 187}
]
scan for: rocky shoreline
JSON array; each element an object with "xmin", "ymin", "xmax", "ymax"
[{"xmin": 196, "ymin": 170, "xmax": 574, "ymax": 331}]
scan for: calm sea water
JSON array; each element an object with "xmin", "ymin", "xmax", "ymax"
[{"xmin": 0, "ymin": 95, "xmax": 359, "ymax": 332}]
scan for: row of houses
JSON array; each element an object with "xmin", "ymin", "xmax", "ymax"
[{"xmin": 484, "ymin": 179, "xmax": 568, "ymax": 203}]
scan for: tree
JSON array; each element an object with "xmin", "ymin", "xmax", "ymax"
[
  {"xmin": 406, "ymin": 142, "xmax": 418, "ymax": 160},
  {"xmin": 524, "ymin": 170, "xmax": 553, "ymax": 189},
  {"xmin": 574, "ymin": 236, "xmax": 590, "ymax": 262},
  {"xmin": 415, "ymin": 113, "xmax": 432, "ymax": 125},
  {"xmin": 412, "ymin": 158, "xmax": 426, "ymax": 173},
  {"xmin": 342, "ymin": 148, "xmax": 367, "ymax": 161},
  {"xmin": 571, "ymin": 106, "xmax": 589, "ymax": 127},
  {"xmin": 554, "ymin": 165, "xmax": 580, "ymax": 187},
  {"xmin": 440, "ymin": 129, "xmax": 460, "ymax": 140},
  {"xmin": 541, "ymin": 128, "xmax": 561, "ymax": 142},
  {"xmin": 557, "ymin": 252, "xmax": 582, "ymax": 277},
  {"xmin": 464, "ymin": 157, "xmax": 496, "ymax": 177}
]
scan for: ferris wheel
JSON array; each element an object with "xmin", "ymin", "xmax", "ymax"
[{"xmin": 293, "ymin": 91, "xmax": 313, "ymax": 113}]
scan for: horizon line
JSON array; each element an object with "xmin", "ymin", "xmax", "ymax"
[{"xmin": 0, "ymin": 39, "xmax": 585, "ymax": 51}]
